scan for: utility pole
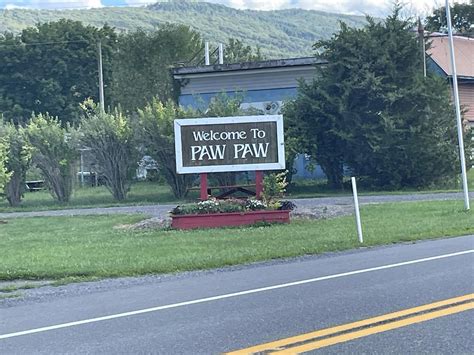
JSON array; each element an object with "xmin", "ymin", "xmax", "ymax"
[
  {"xmin": 218, "ymin": 43, "xmax": 224, "ymax": 65},
  {"xmin": 97, "ymin": 40, "xmax": 105, "ymax": 113},
  {"xmin": 204, "ymin": 41, "xmax": 210, "ymax": 66},
  {"xmin": 418, "ymin": 17, "xmax": 426, "ymax": 77},
  {"xmin": 445, "ymin": 0, "xmax": 470, "ymax": 210}
]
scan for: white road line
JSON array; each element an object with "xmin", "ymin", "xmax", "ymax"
[{"xmin": 1, "ymin": 249, "xmax": 473, "ymax": 340}]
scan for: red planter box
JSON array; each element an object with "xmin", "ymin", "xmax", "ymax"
[{"xmin": 171, "ymin": 210, "xmax": 290, "ymax": 230}]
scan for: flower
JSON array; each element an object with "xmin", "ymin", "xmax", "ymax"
[
  {"xmin": 245, "ymin": 199, "xmax": 267, "ymax": 211},
  {"xmin": 171, "ymin": 197, "xmax": 293, "ymax": 215}
]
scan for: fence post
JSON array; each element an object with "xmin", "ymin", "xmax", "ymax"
[{"xmin": 351, "ymin": 177, "xmax": 364, "ymax": 243}]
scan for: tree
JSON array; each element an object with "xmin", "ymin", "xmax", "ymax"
[
  {"xmin": 223, "ymin": 38, "xmax": 264, "ymax": 64},
  {"xmin": 284, "ymin": 83, "xmax": 346, "ymax": 188},
  {"xmin": 0, "ymin": 120, "xmax": 32, "ymax": 206},
  {"xmin": 286, "ymin": 6, "xmax": 469, "ymax": 189},
  {"xmin": 79, "ymin": 100, "xmax": 136, "ymax": 201},
  {"xmin": 0, "ymin": 20, "xmax": 117, "ymax": 125},
  {"xmin": 0, "ymin": 137, "xmax": 11, "ymax": 193},
  {"xmin": 425, "ymin": 1, "xmax": 474, "ymax": 35},
  {"xmin": 25, "ymin": 113, "xmax": 77, "ymax": 202},
  {"xmin": 111, "ymin": 25, "xmax": 203, "ymax": 112},
  {"xmin": 136, "ymin": 99, "xmax": 195, "ymax": 199}
]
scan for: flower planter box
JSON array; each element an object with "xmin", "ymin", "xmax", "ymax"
[{"xmin": 171, "ymin": 210, "xmax": 290, "ymax": 230}]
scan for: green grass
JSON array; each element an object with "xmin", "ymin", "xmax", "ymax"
[
  {"xmin": 286, "ymin": 169, "xmax": 474, "ymax": 199},
  {"xmin": 0, "ymin": 200, "xmax": 472, "ymax": 281},
  {"xmin": 0, "ymin": 181, "xmax": 199, "ymax": 212},
  {"xmin": 0, "ymin": 293, "xmax": 21, "ymax": 300},
  {"xmin": 0, "ymin": 283, "xmax": 40, "ymax": 293}
]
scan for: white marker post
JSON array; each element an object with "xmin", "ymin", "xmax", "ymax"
[
  {"xmin": 445, "ymin": 0, "xmax": 470, "ymax": 210},
  {"xmin": 351, "ymin": 177, "xmax": 364, "ymax": 244}
]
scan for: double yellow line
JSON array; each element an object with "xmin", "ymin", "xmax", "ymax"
[{"xmin": 226, "ymin": 293, "xmax": 474, "ymax": 354}]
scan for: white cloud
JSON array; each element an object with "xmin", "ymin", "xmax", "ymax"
[
  {"xmin": 224, "ymin": 0, "xmax": 289, "ymax": 11},
  {"xmin": 2, "ymin": 0, "xmax": 102, "ymax": 9},
  {"xmin": 206, "ymin": 0, "xmax": 289, "ymax": 11},
  {"xmin": 206, "ymin": 0, "xmax": 470, "ymax": 17},
  {"xmin": 123, "ymin": 0, "xmax": 154, "ymax": 5}
]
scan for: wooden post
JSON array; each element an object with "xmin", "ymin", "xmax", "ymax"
[
  {"xmin": 200, "ymin": 173, "xmax": 208, "ymax": 200},
  {"xmin": 255, "ymin": 171, "xmax": 263, "ymax": 199}
]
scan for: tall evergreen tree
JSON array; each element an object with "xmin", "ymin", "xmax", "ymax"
[{"xmin": 286, "ymin": 6, "xmax": 470, "ymax": 189}]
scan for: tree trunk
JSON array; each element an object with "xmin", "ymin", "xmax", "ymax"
[
  {"xmin": 321, "ymin": 160, "xmax": 344, "ymax": 190},
  {"xmin": 5, "ymin": 171, "xmax": 23, "ymax": 207}
]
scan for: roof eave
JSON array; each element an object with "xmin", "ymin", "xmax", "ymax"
[{"xmin": 172, "ymin": 57, "xmax": 326, "ymax": 75}]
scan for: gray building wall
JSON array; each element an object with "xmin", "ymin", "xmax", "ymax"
[{"xmin": 180, "ymin": 67, "xmax": 315, "ymax": 95}]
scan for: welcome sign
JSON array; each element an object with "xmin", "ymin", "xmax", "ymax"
[{"xmin": 174, "ymin": 115, "xmax": 285, "ymax": 173}]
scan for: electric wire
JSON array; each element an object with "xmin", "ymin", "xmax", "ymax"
[{"xmin": 0, "ymin": 39, "xmax": 92, "ymax": 47}]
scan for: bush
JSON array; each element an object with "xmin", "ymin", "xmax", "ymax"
[
  {"xmin": 0, "ymin": 120, "xmax": 32, "ymax": 206},
  {"xmin": 262, "ymin": 171, "xmax": 288, "ymax": 203},
  {"xmin": 136, "ymin": 99, "xmax": 195, "ymax": 199},
  {"xmin": 25, "ymin": 113, "xmax": 77, "ymax": 203},
  {"xmin": 79, "ymin": 100, "xmax": 136, "ymax": 201},
  {"xmin": 0, "ymin": 137, "xmax": 10, "ymax": 192}
]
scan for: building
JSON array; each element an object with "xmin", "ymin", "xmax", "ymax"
[
  {"xmin": 427, "ymin": 35, "xmax": 474, "ymax": 128},
  {"xmin": 172, "ymin": 57, "xmax": 326, "ymax": 179},
  {"xmin": 172, "ymin": 57, "xmax": 323, "ymax": 113}
]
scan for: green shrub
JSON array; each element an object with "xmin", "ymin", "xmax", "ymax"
[
  {"xmin": 0, "ymin": 120, "xmax": 32, "ymax": 206},
  {"xmin": 25, "ymin": 113, "xmax": 77, "ymax": 203},
  {"xmin": 79, "ymin": 100, "xmax": 136, "ymax": 201}
]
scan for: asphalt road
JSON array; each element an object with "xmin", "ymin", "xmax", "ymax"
[{"xmin": 1, "ymin": 235, "xmax": 473, "ymax": 354}]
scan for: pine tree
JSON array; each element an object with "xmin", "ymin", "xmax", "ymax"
[{"xmin": 286, "ymin": 6, "xmax": 470, "ymax": 189}]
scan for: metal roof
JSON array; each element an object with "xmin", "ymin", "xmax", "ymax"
[
  {"xmin": 427, "ymin": 35, "xmax": 474, "ymax": 80},
  {"xmin": 172, "ymin": 57, "xmax": 324, "ymax": 76}
]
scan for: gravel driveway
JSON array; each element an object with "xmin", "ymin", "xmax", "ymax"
[{"xmin": 0, "ymin": 192, "xmax": 471, "ymax": 220}]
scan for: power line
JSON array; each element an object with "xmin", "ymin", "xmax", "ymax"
[{"xmin": 0, "ymin": 39, "xmax": 91, "ymax": 47}]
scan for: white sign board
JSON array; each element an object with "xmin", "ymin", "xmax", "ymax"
[{"xmin": 174, "ymin": 115, "xmax": 285, "ymax": 174}]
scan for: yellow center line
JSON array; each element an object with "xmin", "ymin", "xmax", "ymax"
[
  {"xmin": 273, "ymin": 302, "xmax": 474, "ymax": 354},
  {"xmin": 225, "ymin": 293, "xmax": 474, "ymax": 355}
]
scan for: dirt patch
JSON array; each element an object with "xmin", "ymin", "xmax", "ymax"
[
  {"xmin": 114, "ymin": 204, "xmax": 351, "ymax": 231},
  {"xmin": 291, "ymin": 204, "xmax": 353, "ymax": 220},
  {"xmin": 115, "ymin": 217, "xmax": 171, "ymax": 231}
]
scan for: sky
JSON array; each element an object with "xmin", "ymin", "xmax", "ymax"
[{"xmin": 0, "ymin": 0, "xmax": 470, "ymax": 17}]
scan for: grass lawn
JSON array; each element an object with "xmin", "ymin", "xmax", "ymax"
[
  {"xmin": 0, "ymin": 181, "xmax": 200, "ymax": 213},
  {"xmin": 0, "ymin": 200, "xmax": 472, "ymax": 282},
  {"xmin": 286, "ymin": 169, "xmax": 474, "ymax": 199}
]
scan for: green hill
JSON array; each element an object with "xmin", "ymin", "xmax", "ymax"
[{"xmin": 0, "ymin": 1, "xmax": 367, "ymax": 58}]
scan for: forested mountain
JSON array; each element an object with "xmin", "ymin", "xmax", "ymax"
[{"xmin": 0, "ymin": 1, "xmax": 367, "ymax": 58}]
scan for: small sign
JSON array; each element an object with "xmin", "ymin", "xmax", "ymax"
[{"xmin": 174, "ymin": 115, "xmax": 285, "ymax": 174}]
